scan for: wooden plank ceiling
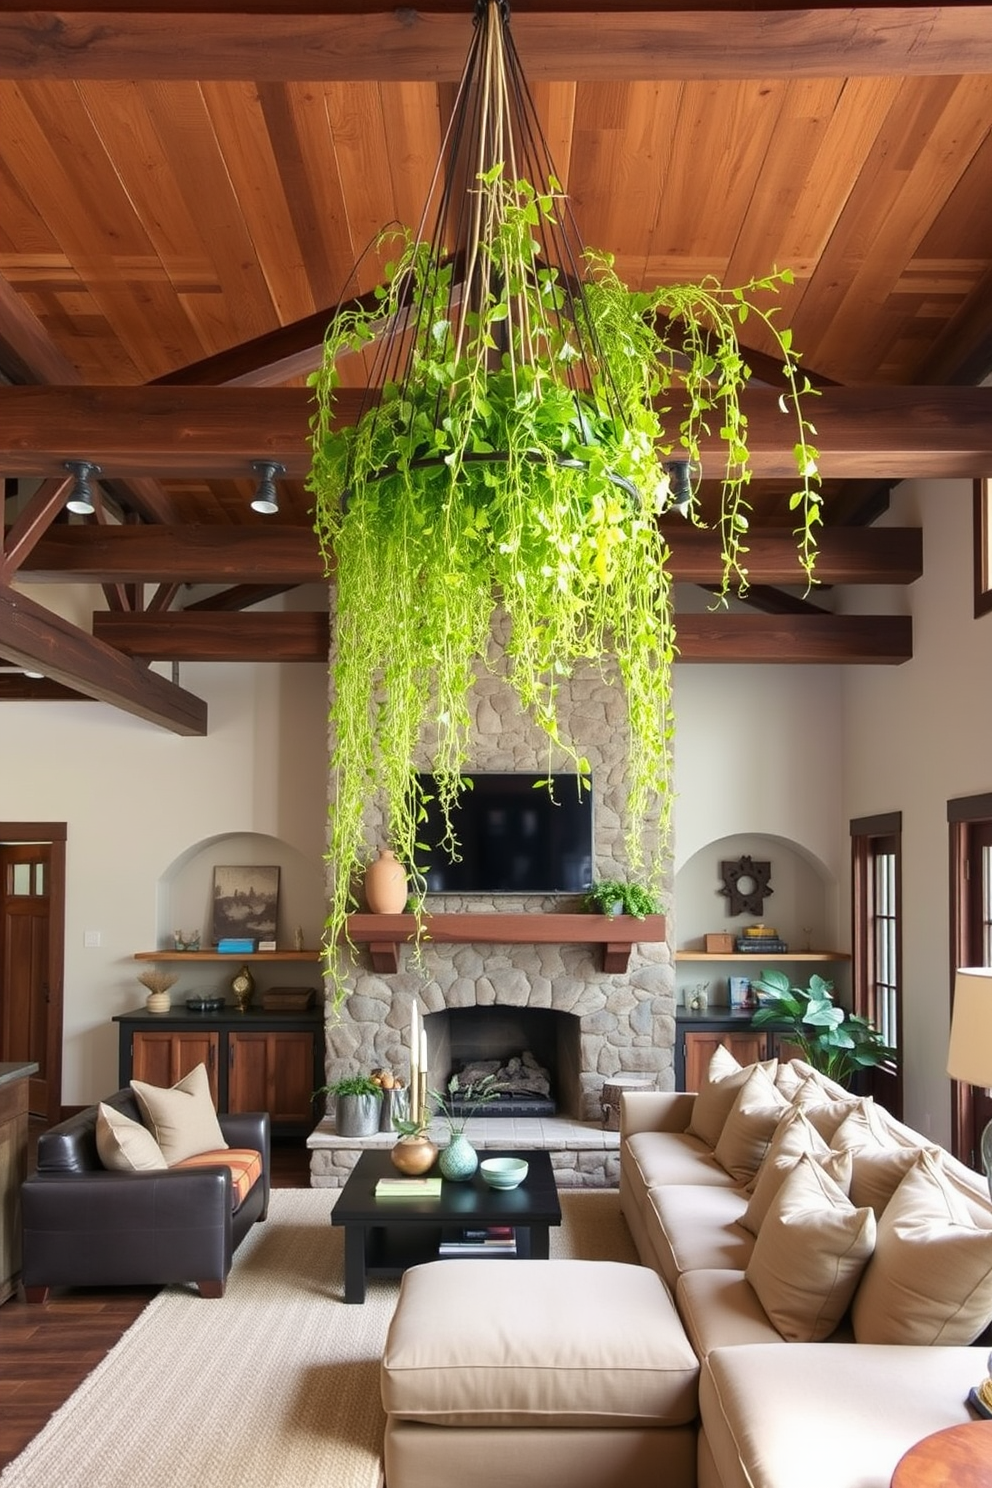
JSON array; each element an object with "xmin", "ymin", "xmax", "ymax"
[{"xmin": 2, "ymin": 2, "xmax": 992, "ymax": 726}]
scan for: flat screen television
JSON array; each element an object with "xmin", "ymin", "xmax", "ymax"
[{"xmin": 413, "ymin": 772, "xmax": 594, "ymax": 894}]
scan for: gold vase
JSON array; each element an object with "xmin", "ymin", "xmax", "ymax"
[{"xmin": 390, "ymin": 1135, "xmax": 438, "ymax": 1176}]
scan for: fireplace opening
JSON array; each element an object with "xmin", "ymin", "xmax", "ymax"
[{"xmin": 426, "ymin": 1005, "xmax": 582, "ymax": 1119}]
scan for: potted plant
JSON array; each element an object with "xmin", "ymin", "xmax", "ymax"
[
  {"xmin": 749, "ymin": 969, "xmax": 895, "ymax": 1088},
  {"xmin": 307, "ymin": 1, "xmax": 821, "ymax": 1010},
  {"xmin": 583, "ymin": 880, "xmax": 661, "ymax": 919},
  {"xmin": 390, "ymin": 1109, "xmax": 439, "ymax": 1176},
  {"xmin": 429, "ymin": 1074, "xmax": 498, "ymax": 1181},
  {"xmin": 316, "ymin": 1074, "xmax": 383, "ymax": 1138}
]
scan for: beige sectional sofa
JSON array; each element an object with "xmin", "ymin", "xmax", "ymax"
[{"xmin": 620, "ymin": 1048, "xmax": 992, "ymax": 1488}]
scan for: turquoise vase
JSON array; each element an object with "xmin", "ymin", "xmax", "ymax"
[{"xmin": 439, "ymin": 1132, "xmax": 478, "ymax": 1182}]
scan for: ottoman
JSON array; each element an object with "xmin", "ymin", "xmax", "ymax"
[{"xmin": 381, "ymin": 1258, "xmax": 700, "ymax": 1488}]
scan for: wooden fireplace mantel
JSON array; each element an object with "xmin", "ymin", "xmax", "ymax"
[{"xmin": 344, "ymin": 912, "xmax": 668, "ymax": 975}]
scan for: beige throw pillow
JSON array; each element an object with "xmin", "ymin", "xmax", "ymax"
[
  {"xmin": 849, "ymin": 1145, "xmax": 940, "ymax": 1219},
  {"xmin": 742, "ymin": 1106, "xmax": 839, "ymax": 1234},
  {"xmin": 95, "ymin": 1101, "xmax": 167, "ymax": 1171},
  {"xmin": 851, "ymin": 1149, "xmax": 992, "ymax": 1346},
  {"xmin": 790, "ymin": 1078, "xmax": 860, "ymax": 1142},
  {"xmin": 745, "ymin": 1154, "xmax": 876, "ymax": 1342},
  {"xmin": 712, "ymin": 1065, "xmax": 790, "ymax": 1183},
  {"xmin": 687, "ymin": 1045, "xmax": 778, "ymax": 1150},
  {"xmin": 131, "ymin": 1063, "xmax": 228, "ymax": 1164},
  {"xmin": 787, "ymin": 1060, "xmax": 853, "ymax": 1102}
]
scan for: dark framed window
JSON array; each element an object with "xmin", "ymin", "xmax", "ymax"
[
  {"xmin": 948, "ymin": 792, "xmax": 992, "ymax": 1166},
  {"xmin": 973, "ymin": 478, "xmax": 992, "ymax": 617},
  {"xmin": 851, "ymin": 811, "xmax": 902, "ymax": 1116}
]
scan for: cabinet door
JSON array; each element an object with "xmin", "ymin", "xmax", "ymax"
[
  {"xmin": 683, "ymin": 1031, "xmax": 767, "ymax": 1092},
  {"xmin": 228, "ymin": 1031, "xmax": 316, "ymax": 1125},
  {"xmin": 131, "ymin": 1031, "xmax": 220, "ymax": 1104}
]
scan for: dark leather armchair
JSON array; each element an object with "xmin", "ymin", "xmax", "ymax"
[{"xmin": 21, "ymin": 1089, "xmax": 270, "ymax": 1302}]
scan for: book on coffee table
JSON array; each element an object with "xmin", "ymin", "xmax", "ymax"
[
  {"xmin": 438, "ymin": 1225, "xmax": 517, "ymax": 1257},
  {"xmin": 374, "ymin": 1176, "xmax": 443, "ymax": 1198}
]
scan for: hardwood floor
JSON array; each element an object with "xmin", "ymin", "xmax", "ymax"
[{"xmin": 0, "ymin": 1136, "xmax": 312, "ymax": 1470}]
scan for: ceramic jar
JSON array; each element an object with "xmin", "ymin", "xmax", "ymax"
[
  {"xmin": 145, "ymin": 990, "xmax": 172, "ymax": 1014},
  {"xmin": 364, "ymin": 849, "xmax": 408, "ymax": 914},
  {"xmin": 438, "ymin": 1133, "xmax": 478, "ymax": 1182}
]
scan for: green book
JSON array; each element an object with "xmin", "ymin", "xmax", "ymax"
[{"xmin": 375, "ymin": 1176, "xmax": 443, "ymax": 1198}]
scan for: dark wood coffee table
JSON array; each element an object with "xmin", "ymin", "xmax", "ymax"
[{"xmin": 331, "ymin": 1148, "xmax": 561, "ymax": 1302}]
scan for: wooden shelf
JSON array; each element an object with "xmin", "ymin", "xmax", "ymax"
[
  {"xmin": 676, "ymin": 950, "xmax": 850, "ymax": 963},
  {"xmin": 133, "ymin": 950, "xmax": 322, "ymax": 962},
  {"xmin": 345, "ymin": 912, "xmax": 668, "ymax": 975}
]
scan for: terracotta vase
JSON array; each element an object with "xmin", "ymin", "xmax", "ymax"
[
  {"xmin": 391, "ymin": 1135, "xmax": 438, "ymax": 1176},
  {"xmin": 364, "ymin": 849, "xmax": 408, "ymax": 914}
]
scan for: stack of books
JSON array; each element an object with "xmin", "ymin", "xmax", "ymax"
[
  {"xmin": 374, "ymin": 1175, "xmax": 443, "ymax": 1199},
  {"xmin": 438, "ymin": 1226, "xmax": 517, "ymax": 1258},
  {"xmin": 735, "ymin": 935, "xmax": 788, "ymax": 954}
]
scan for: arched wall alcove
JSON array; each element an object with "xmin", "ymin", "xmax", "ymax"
[
  {"xmin": 154, "ymin": 831, "xmax": 325, "ymax": 953},
  {"xmin": 674, "ymin": 830, "xmax": 847, "ymax": 1007}
]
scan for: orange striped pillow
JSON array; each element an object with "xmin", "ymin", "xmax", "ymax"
[{"xmin": 170, "ymin": 1148, "xmax": 263, "ymax": 1208}]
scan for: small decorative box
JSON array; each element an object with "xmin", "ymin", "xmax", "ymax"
[{"xmin": 704, "ymin": 933, "xmax": 735, "ymax": 954}]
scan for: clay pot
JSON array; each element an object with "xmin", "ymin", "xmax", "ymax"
[
  {"xmin": 390, "ymin": 1135, "xmax": 438, "ymax": 1175},
  {"xmin": 145, "ymin": 990, "xmax": 171, "ymax": 1014},
  {"xmin": 364, "ymin": 849, "xmax": 408, "ymax": 914}
]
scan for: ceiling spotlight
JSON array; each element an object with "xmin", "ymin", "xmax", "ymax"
[
  {"xmin": 23, "ymin": 669, "xmax": 44, "ymax": 680},
  {"xmin": 663, "ymin": 461, "xmax": 695, "ymax": 518},
  {"xmin": 250, "ymin": 460, "xmax": 285, "ymax": 515},
  {"xmin": 63, "ymin": 459, "xmax": 101, "ymax": 516}
]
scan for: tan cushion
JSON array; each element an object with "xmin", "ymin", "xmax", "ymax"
[
  {"xmin": 676, "ymin": 1269, "xmax": 787, "ymax": 1359},
  {"xmin": 95, "ymin": 1101, "xmax": 167, "ymax": 1171},
  {"xmin": 645, "ymin": 1184, "xmax": 753, "ymax": 1289},
  {"xmin": 791, "ymin": 1078, "xmax": 860, "ymax": 1141},
  {"xmin": 130, "ymin": 1062, "xmax": 228, "ymax": 1164},
  {"xmin": 773, "ymin": 1061, "xmax": 805, "ymax": 1101},
  {"xmin": 741, "ymin": 1107, "xmax": 850, "ymax": 1235},
  {"xmin": 829, "ymin": 1099, "xmax": 894, "ymax": 1153},
  {"xmin": 849, "ymin": 1144, "xmax": 938, "ymax": 1219},
  {"xmin": 712, "ymin": 1066, "xmax": 790, "ymax": 1182},
  {"xmin": 700, "ymin": 1343, "xmax": 984, "ymax": 1488},
  {"xmin": 625, "ymin": 1130, "xmax": 737, "ymax": 1190},
  {"xmin": 687, "ymin": 1046, "xmax": 777, "ymax": 1150},
  {"xmin": 745, "ymin": 1154, "xmax": 876, "ymax": 1342},
  {"xmin": 786, "ymin": 1060, "xmax": 853, "ymax": 1101},
  {"xmin": 852, "ymin": 1148, "xmax": 992, "ymax": 1345},
  {"xmin": 381, "ymin": 1259, "xmax": 699, "ymax": 1428}
]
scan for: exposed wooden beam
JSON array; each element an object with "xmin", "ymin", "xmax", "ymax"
[
  {"xmin": 675, "ymin": 613, "xmax": 912, "ymax": 663},
  {"xmin": 93, "ymin": 610, "xmax": 328, "ymax": 661},
  {"xmin": 91, "ymin": 607, "xmax": 909, "ymax": 665},
  {"xmin": 183, "ymin": 584, "xmax": 302, "ymax": 612},
  {"xmin": 0, "ymin": 476, "xmax": 73, "ymax": 581},
  {"xmin": 2, "ymin": 7, "xmax": 990, "ymax": 83},
  {"xmin": 0, "ymin": 675, "xmax": 87, "ymax": 702},
  {"xmin": 4, "ymin": 385, "xmax": 992, "ymax": 480},
  {"xmin": 0, "ymin": 275, "xmax": 81, "ymax": 385},
  {"xmin": 16, "ymin": 523, "xmax": 923, "ymax": 587},
  {"xmin": 0, "ymin": 584, "xmax": 207, "ymax": 733}
]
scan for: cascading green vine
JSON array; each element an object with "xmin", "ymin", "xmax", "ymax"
[{"xmin": 309, "ymin": 173, "xmax": 821, "ymax": 1012}]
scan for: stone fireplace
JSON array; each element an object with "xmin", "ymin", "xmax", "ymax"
[{"xmin": 321, "ymin": 614, "xmax": 677, "ymax": 1134}]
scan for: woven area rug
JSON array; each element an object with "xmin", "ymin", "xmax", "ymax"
[{"xmin": 1, "ymin": 1186, "xmax": 637, "ymax": 1488}]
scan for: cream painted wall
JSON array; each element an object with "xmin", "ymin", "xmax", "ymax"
[
  {"xmin": 841, "ymin": 476, "xmax": 987, "ymax": 1147},
  {"xmin": 0, "ymin": 658, "xmax": 328, "ymax": 1103}
]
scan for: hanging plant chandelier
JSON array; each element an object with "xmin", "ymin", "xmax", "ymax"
[{"xmin": 309, "ymin": 0, "xmax": 821, "ymax": 1007}]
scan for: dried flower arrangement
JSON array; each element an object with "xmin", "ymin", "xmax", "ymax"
[{"xmin": 137, "ymin": 970, "xmax": 179, "ymax": 996}]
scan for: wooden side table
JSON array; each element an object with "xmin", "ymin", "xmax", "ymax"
[{"xmin": 891, "ymin": 1420, "xmax": 992, "ymax": 1487}]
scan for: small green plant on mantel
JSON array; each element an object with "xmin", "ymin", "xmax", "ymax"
[
  {"xmin": 749, "ymin": 969, "xmax": 896, "ymax": 1088},
  {"xmin": 583, "ymin": 880, "xmax": 661, "ymax": 919}
]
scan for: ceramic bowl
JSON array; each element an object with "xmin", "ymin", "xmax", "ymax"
[{"xmin": 480, "ymin": 1157, "xmax": 529, "ymax": 1190}]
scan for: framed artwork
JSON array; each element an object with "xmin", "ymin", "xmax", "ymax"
[
  {"xmin": 212, "ymin": 865, "xmax": 280, "ymax": 944},
  {"xmin": 729, "ymin": 975, "xmax": 756, "ymax": 1010}
]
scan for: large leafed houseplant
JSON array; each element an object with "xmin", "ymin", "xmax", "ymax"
[{"xmin": 307, "ymin": 4, "xmax": 821, "ymax": 1010}]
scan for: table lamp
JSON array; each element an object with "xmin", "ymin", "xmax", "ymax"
[{"xmin": 946, "ymin": 967, "xmax": 992, "ymax": 1200}]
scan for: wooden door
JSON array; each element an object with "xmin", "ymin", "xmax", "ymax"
[
  {"xmin": 131, "ymin": 1031, "xmax": 220, "ymax": 1104},
  {"xmin": 228, "ymin": 1031, "xmax": 316, "ymax": 1125},
  {"xmin": 683, "ymin": 1031, "xmax": 766, "ymax": 1093},
  {"xmin": 0, "ymin": 834, "xmax": 65, "ymax": 1123}
]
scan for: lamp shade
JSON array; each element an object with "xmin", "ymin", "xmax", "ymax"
[{"xmin": 947, "ymin": 968, "xmax": 992, "ymax": 1090}]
